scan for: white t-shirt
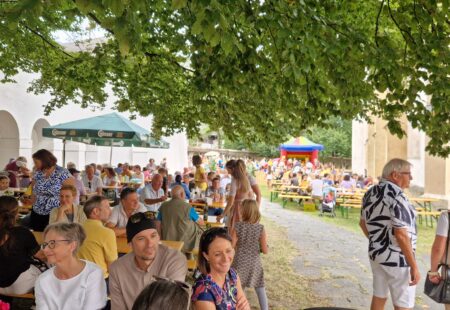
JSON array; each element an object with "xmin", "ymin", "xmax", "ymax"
[
  {"xmin": 436, "ymin": 212, "xmax": 450, "ymax": 237},
  {"xmin": 35, "ymin": 260, "xmax": 107, "ymax": 310},
  {"xmin": 108, "ymin": 203, "xmax": 147, "ymax": 228},
  {"xmin": 139, "ymin": 184, "xmax": 164, "ymax": 211},
  {"xmin": 310, "ymin": 179, "xmax": 324, "ymax": 197},
  {"xmin": 81, "ymin": 175, "xmax": 103, "ymax": 193},
  {"xmin": 102, "ymin": 175, "xmax": 118, "ymax": 187}
]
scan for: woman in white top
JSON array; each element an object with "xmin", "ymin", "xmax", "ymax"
[
  {"xmin": 131, "ymin": 165, "xmax": 145, "ymax": 189},
  {"xmin": 35, "ymin": 222, "xmax": 107, "ymax": 310},
  {"xmin": 102, "ymin": 167, "xmax": 118, "ymax": 187},
  {"xmin": 49, "ymin": 185, "xmax": 87, "ymax": 225},
  {"xmin": 219, "ymin": 160, "xmax": 261, "ymax": 231}
]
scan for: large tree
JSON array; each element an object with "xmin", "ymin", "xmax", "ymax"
[{"xmin": 0, "ymin": 0, "xmax": 448, "ymax": 155}]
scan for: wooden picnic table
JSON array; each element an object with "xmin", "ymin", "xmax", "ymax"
[
  {"xmin": 102, "ymin": 185, "xmax": 121, "ymax": 190},
  {"xmin": 32, "ymin": 231, "xmax": 184, "ymax": 253},
  {"xmin": 202, "ymin": 221, "xmax": 226, "ymax": 228},
  {"xmin": 270, "ymin": 185, "xmax": 308, "ymax": 202},
  {"xmin": 278, "ymin": 193, "xmax": 314, "ymax": 208},
  {"xmin": 10, "ymin": 187, "xmax": 27, "ymax": 193},
  {"xmin": 279, "ymin": 185, "xmax": 308, "ymax": 190},
  {"xmin": 409, "ymin": 197, "xmax": 440, "ymax": 227},
  {"xmin": 190, "ymin": 201, "xmax": 226, "ymax": 208}
]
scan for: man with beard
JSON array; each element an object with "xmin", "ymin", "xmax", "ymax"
[{"xmin": 108, "ymin": 213, "xmax": 187, "ymax": 310}]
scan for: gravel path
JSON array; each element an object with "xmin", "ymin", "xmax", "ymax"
[{"xmin": 260, "ymin": 198, "xmax": 440, "ymax": 310}]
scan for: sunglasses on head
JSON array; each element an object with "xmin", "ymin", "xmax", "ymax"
[
  {"xmin": 201, "ymin": 227, "xmax": 228, "ymax": 242},
  {"xmin": 129, "ymin": 211, "xmax": 157, "ymax": 223}
]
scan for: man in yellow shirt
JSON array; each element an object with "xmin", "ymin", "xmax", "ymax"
[{"xmin": 78, "ymin": 196, "xmax": 118, "ymax": 279}]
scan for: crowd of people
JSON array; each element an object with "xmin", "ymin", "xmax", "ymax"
[
  {"xmin": 0, "ymin": 150, "xmax": 267, "ymax": 310},
  {"xmin": 3, "ymin": 151, "xmax": 450, "ymax": 310},
  {"xmin": 256, "ymin": 157, "xmax": 375, "ymax": 192}
]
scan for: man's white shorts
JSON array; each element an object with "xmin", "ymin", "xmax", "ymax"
[{"xmin": 370, "ymin": 260, "xmax": 416, "ymax": 308}]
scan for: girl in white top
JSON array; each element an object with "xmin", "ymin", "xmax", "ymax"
[{"xmin": 35, "ymin": 222, "xmax": 107, "ymax": 310}]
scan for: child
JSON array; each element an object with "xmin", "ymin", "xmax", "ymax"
[
  {"xmin": 0, "ymin": 175, "xmax": 12, "ymax": 196},
  {"xmin": 231, "ymin": 199, "xmax": 269, "ymax": 310}
]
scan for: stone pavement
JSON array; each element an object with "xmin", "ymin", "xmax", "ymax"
[{"xmin": 260, "ymin": 198, "xmax": 441, "ymax": 310}]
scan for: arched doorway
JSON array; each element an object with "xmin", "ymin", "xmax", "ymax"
[
  {"xmin": 0, "ymin": 110, "xmax": 20, "ymax": 167},
  {"xmin": 31, "ymin": 118, "xmax": 55, "ymax": 154}
]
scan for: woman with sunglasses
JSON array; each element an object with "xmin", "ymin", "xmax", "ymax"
[
  {"xmin": 35, "ymin": 222, "xmax": 107, "ymax": 310},
  {"xmin": 0, "ymin": 196, "xmax": 46, "ymax": 295},
  {"xmin": 192, "ymin": 227, "xmax": 250, "ymax": 310}
]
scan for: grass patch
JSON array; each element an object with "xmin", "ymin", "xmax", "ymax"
[{"xmin": 261, "ymin": 184, "xmax": 435, "ymax": 255}]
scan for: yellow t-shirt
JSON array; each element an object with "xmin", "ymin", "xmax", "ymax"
[
  {"xmin": 78, "ymin": 219, "xmax": 118, "ymax": 278},
  {"xmin": 194, "ymin": 166, "xmax": 207, "ymax": 191}
]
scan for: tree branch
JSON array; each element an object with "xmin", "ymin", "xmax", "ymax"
[
  {"xmin": 83, "ymin": 7, "xmax": 195, "ymax": 73},
  {"xmin": 19, "ymin": 22, "xmax": 74, "ymax": 58},
  {"xmin": 375, "ymin": 0, "xmax": 385, "ymax": 47},
  {"xmin": 144, "ymin": 51, "xmax": 195, "ymax": 73},
  {"xmin": 412, "ymin": 0, "xmax": 424, "ymax": 42},
  {"xmin": 387, "ymin": 0, "xmax": 416, "ymax": 45}
]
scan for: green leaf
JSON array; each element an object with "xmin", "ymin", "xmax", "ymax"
[
  {"xmin": 172, "ymin": 0, "xmax": 187, "ymax": 10},
  {"xmin": 221, "ymin": 33, "xmax": 234, "ymax": 55}
]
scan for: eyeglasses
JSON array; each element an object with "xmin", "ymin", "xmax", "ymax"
[
  {"xmin": 129, "ymin": 211, "xmax": 157, "ymax": 223},
  {"xmin": 399, "ymin": 172, "xmax": 412, "ymax": 175},
  {"xmin": 41, "ymin": 239, "xmax": 72, "ymax": 250}
]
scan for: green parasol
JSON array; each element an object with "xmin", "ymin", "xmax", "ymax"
[{"xmin": 42, "ymin": 112, "xmax": 169, "ymax": 165}]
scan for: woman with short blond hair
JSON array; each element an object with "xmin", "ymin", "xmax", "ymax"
[
  {"xmin": 49, "ymin": 184, "xmax": 87, "ymax": 224},
  {"xmin": 35, "ymin": 222, "xmax": 107, "ymax": 310}
]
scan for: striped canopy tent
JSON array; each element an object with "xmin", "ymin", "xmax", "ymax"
[{"xmin": 279, "ymin": 136, "xmax": 324, "ymax": 164}]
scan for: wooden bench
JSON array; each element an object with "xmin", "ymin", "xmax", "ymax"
[
  {"xmin": 0, "ymin": 292, "xmax": 35, "ymax": 299},
  {"xmin": 417, "ymin": 211, "xmax": 442, "ymax": 227},
  {"xmin": 340, "ymin": 203, "xmax": 361, "ymax": 218},
  {"xmin": 270, "ymin": 189, "xmax": 285, "ymax": 202},
  {"xmin": 187, "ymin": 259, "xmax": 197, "ymax": 271},
  {"xmin": 278, "ymin": 194, "xmax": 314, "ymax": 208}
]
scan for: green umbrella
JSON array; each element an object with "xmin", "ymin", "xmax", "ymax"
[{"xmin": 42, "ymin": 112, "xmax": 169, "ymax": 165}]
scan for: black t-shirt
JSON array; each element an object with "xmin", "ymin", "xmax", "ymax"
[{"xmin": 0, "ymin": 226, "xmax": 40, "ymax": 287}]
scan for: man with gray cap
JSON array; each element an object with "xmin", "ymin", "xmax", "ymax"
[{"xmin": 109, "ymin": 212, "xmax": 187, "ymax": 310}]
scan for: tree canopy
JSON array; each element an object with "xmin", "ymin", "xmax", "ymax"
[{"xmin": 0, "ymin": 0, "xmax": 449, "ymax": 155}]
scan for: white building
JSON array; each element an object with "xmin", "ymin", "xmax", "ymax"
[
  {"xmin": 0, "ymin": 72, "xmax": 188, "ymax": 172},
  {"xmin": 352, "ymin": 115, "xmax": 450, "ymax": 206}
]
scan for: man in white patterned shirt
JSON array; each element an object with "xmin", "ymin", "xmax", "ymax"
[{"xmin": 360, "ymin": 158, "xmax": 418, "ymax": 310}]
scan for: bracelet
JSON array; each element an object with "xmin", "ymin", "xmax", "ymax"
[{"xmin": 427, "ymin": 271, "xmax": 440, "ymax": 276}]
